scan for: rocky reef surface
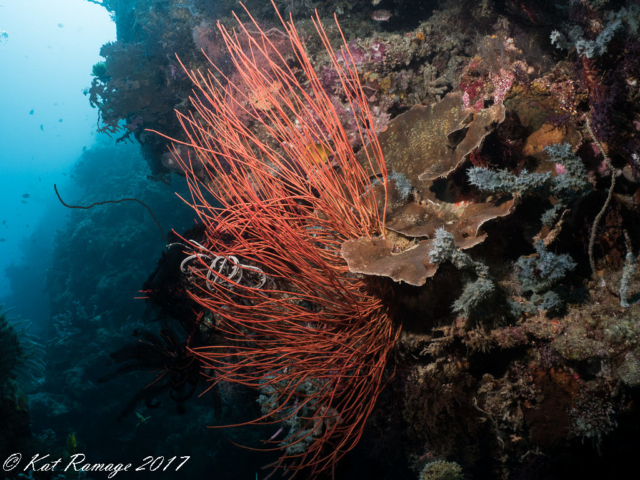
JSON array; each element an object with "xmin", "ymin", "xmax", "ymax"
[{"xmin": 14, "ymin": 0, "xmax": 640, "ymax": 479}]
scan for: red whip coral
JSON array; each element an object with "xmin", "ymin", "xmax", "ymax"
[{"xmin": 158, "ymin": 5, "xmax": 398, "ymax": 478}]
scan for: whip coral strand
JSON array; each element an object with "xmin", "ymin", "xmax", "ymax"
[{"xmin": 154, "ymin": 4, "xmax": 398, "ymax": 477}]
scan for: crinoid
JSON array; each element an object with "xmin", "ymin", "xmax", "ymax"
[{"xmin": 99, "ymin": 327, "xmax": 202, "ymax": 418}]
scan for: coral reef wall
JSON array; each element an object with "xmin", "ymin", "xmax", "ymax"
[
  {"xmin": 28, "ymin": 0, "xmax": 640, "ymax": 479},
  {"xmin": 27, "ymin": 141, "xmax": 271, "ymax": 479}
]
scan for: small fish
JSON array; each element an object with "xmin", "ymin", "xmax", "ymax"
[
  {"xmin": 29, "ymin": 109, "xmax": 34, "ymax": 115},
  {"xmin": 135, "ymin": 411, "xmax": 151, "ymax": 427},
  {"xmin": 22, "ymin": 193, "xmax": 30, "ymax": 198},
  {"xmin": 38, "ymin": 177, "xmax": 41, "ymax": 182},
  {"xmin": 40, "ymin": 124, "xmax": 43, "ymax": 131},
  {"xmin": 0, "ymin": 238, "xmax": 5, "ymax": 242},
  {"xmin": 66, "ymin": 433, "xmax": 77, "ymax": 455},
  {"xmin": 59, "ymin": 119, "xmax": 63, "ymax": 122},
  {"xmin": 58, "ymin": 23, "xmax": 64, "ymax": 28},
  {"xmin": 2, "ymin": 220, "xmax": 6, "ymax": 225},
  {"xmin": 21, "ymin": 200, "xmax": 27, "ymax": 204},
  {"xmin": 371, "ymin": 9, "xmax": 393, "ymax": 22},
  {"xmin": 304, "ymin": 143, "xmax": 332, "ymax": 164}
]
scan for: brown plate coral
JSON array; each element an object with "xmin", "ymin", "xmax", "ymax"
[{"xmin": 343, "ymin": 92, "xmax": 514, "ymax": 286}]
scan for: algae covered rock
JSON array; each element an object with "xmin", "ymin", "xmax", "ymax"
[{"xmin": 420, "ymin": 460, "xmax": 464, "ymax": 480}]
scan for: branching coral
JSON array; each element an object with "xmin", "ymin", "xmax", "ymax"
[
  {"xmin": 515, "ymin": 241, "xmax": 577, "ymax": 314},
  {"xmin": 155, "ymin": 5, "xmax": 399, "ymax": 477},
  {"xmin": 429, "ymin": 228, "xmax": 495, "ymax": 319},
  {"xmin": 550, "ymin": 6, "xmax": 639, "ymax": 59},
  {"xmin": 468, "ymin": 142, "xmax": 591, "ymax": 226}
]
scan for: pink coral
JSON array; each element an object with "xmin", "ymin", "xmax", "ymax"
[
  {"xmin": 192, "ymin": 21, "xmax": 222, "ymax": 61},
  {"xmin": 370, "ymin": 41, "xmax": 386, "ymax": 62},
  {"xmin": 490, "ymin": 68, "xmax": 515, "ymax": 105},
  {"xmin": 463, "ymin": 91, "xmax": 471, "ymax": 109},
  {"xmin": 336, "ymin": 40, "xmax": 366, "ymax": 65}
]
